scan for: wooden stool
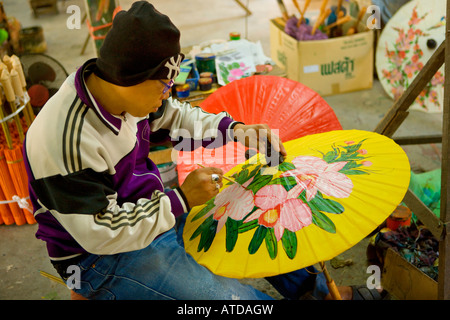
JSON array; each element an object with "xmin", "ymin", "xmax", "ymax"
[{"xmin": 28, "ymin": 0, "xmax": 58, "ymax": 17}]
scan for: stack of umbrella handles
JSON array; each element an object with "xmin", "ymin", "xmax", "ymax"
[{"xmin": 0, "ymin": 55, "xmax": 34, "ymax": 150}]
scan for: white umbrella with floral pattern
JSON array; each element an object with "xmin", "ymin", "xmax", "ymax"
[
  {"xmin": 182, "ymin": 130, "xmax": 410, "ymax": 279},
  {"xmin": 376, "ymin": 0, "xmax": 446, "ymax": 113}
]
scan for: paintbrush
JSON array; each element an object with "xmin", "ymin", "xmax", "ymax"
[
  {"xmin": 276, "ymin": 0, "xmax": 290, "ymax": 21},
  {"xmin": 296, "ymin": 0, "xmax": 311, "ymax": 27},
  {"xmin": 319, "ymin": 0, "xmax": 329, "ymax": 14},
  {"xmin": 336, "ymin": 0, "xmax": 343, "ymax": 18},
  {"xmin": 292, "ymin": 0, "xmax": 302, "ymax": 16},
  {"xmin": 311, "ymin": 8, "xmax": 331, "ymax": 35},
  {"xmin": 311, "ymin": 0, "xmax": 329, "ymax": 35},
  {"xmin": 347, "ymin": 6, "xmax": 367, "ymax": 35},
  {"xmin": 197, "ymin": 164, "xmax": 242, "ymax": 187},
  {"xmin": 324, "ymin": 15, "xmax": 351, "ymax": 32}
]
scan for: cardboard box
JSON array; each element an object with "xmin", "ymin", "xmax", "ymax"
[
  {"xmin": 269, "ymin": 18, "xmax": 374, "ymax": 96},
  {"xmin": 381, "ymin": 248, "xmax": 438, "ymax": 300}
]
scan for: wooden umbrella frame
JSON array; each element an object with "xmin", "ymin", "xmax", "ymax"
[{"xmin": 373, "ymin": 0, "xmax": 450, "ymax": 300}]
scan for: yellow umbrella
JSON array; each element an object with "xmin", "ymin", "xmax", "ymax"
[{"xmin": 183, "ymin": 130, "xmax": 410, "ymax": 279}]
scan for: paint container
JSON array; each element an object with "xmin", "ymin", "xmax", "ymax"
[
  {"xmin": 200, "ymin": 71, "xmax": 215, "ymax": 83},
  {"xmin": 386, "ymin": 205, "xmax": 412, "ymax": 231},
  {"xmin": 175, "ymin": 84, "xmax": 190, "ymax": 98},
  {"xmin": 200, "ymin": 72, "xmax": 214, "ymax": 79},
  {"xmin": 198, "ymin": 77, "xmax": 212, "ymax": 91},
  {"xmin": 229, "ymin": 32, "xmax": 241, "ymax": 40},
  {"xmin": 195, "ymin": 53, "xmax": 216, "ymax": 74}
]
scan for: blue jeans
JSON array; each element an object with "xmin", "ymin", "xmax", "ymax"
[{"xmin": 71, "ymin": 214, "xmax": 329, "ymax": 300}]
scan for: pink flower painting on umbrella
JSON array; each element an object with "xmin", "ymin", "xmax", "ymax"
[
  {"xmin": 244, "ymin": 184, "xmax": 313, "ymax": 242},
  {"xmin": 280, "ymin": 156, "xmax": 354, "ymax": 202},
  {"xmin": 189, "ymin": 139, "xmax": 373, "ymax": 260},
  {"xmin": 206, "ymin": 182, "xmax": 255, "ymax": 233}
]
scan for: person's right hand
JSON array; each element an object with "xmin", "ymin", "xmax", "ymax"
[{"xmin": 179, "ymin": 166, "xmax": 223, "ymax": 208}]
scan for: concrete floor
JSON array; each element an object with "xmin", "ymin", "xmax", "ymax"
[{"xmin": 0, "ymin": 0, "xmax": 443, "ymax": 300}]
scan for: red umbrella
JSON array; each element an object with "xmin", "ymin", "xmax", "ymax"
[{"xmin": 176, "ymin": 75, "xmax": 342, "ymax": 184}]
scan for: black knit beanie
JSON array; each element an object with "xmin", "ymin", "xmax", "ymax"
[{"xmin": 95, "ymin": 1, "xmax": 185, "ymax": 87}]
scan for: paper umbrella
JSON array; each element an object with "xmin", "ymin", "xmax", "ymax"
[
  {"xmin": 182, "ymin": 129, "xmax": 411, "ymax": 278},
  {"xmin": 376, "ymin": 0, "xmax": 446, "ymax": 113}
]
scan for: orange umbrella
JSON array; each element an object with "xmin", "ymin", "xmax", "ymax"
[
  {"xmin": 176, "ymin": 75, "xmax": 342, "ymax": 184},
  {"xmin": 0, "ymin": 144, "xmax": 26, "ymax": 225},
  {"xmin": 0, "ymin": 129, "xmax": 14, "ymax": 225},
  {"xmin": 0, "ymin": 169, "xmax": 14, "ymax": 225},
  {"xmin": 0, "ymin": 54, "xmax": 36, "ymax": 225},
  {"xmin": 4, "ymin": 143, "xmax": 36, "ymax": 224}
]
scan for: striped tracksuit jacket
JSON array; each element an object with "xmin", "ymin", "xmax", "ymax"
[{"xmin": 23, "ymin": 59, "xmax": 238, "ymax": 262}]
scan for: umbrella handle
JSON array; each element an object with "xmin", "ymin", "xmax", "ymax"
[
  {"xmin": 326, "ymin": 278, "xmax": 342, "ymax": 300},
  {"xmin": 319, "ymin": 261, "xmax": 342, "ymax": 300}
]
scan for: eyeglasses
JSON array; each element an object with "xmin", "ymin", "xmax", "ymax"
[{"xmin": 159, "ymin": 79, "xmax": 174, "ymax": 94}]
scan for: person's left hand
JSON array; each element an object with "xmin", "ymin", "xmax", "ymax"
[{"xmin": 233, "ymin": 123, "xmax": 287, "ymax": 160}]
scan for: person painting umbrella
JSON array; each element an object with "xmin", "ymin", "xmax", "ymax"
[{"xmin": 23, "ymin": 1, "xmax": 381, "ymax": 300}]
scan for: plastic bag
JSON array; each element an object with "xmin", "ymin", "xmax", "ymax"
[{"xmin": 409, "ymin": 169, "xmax": 441, "ymax": 221}]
